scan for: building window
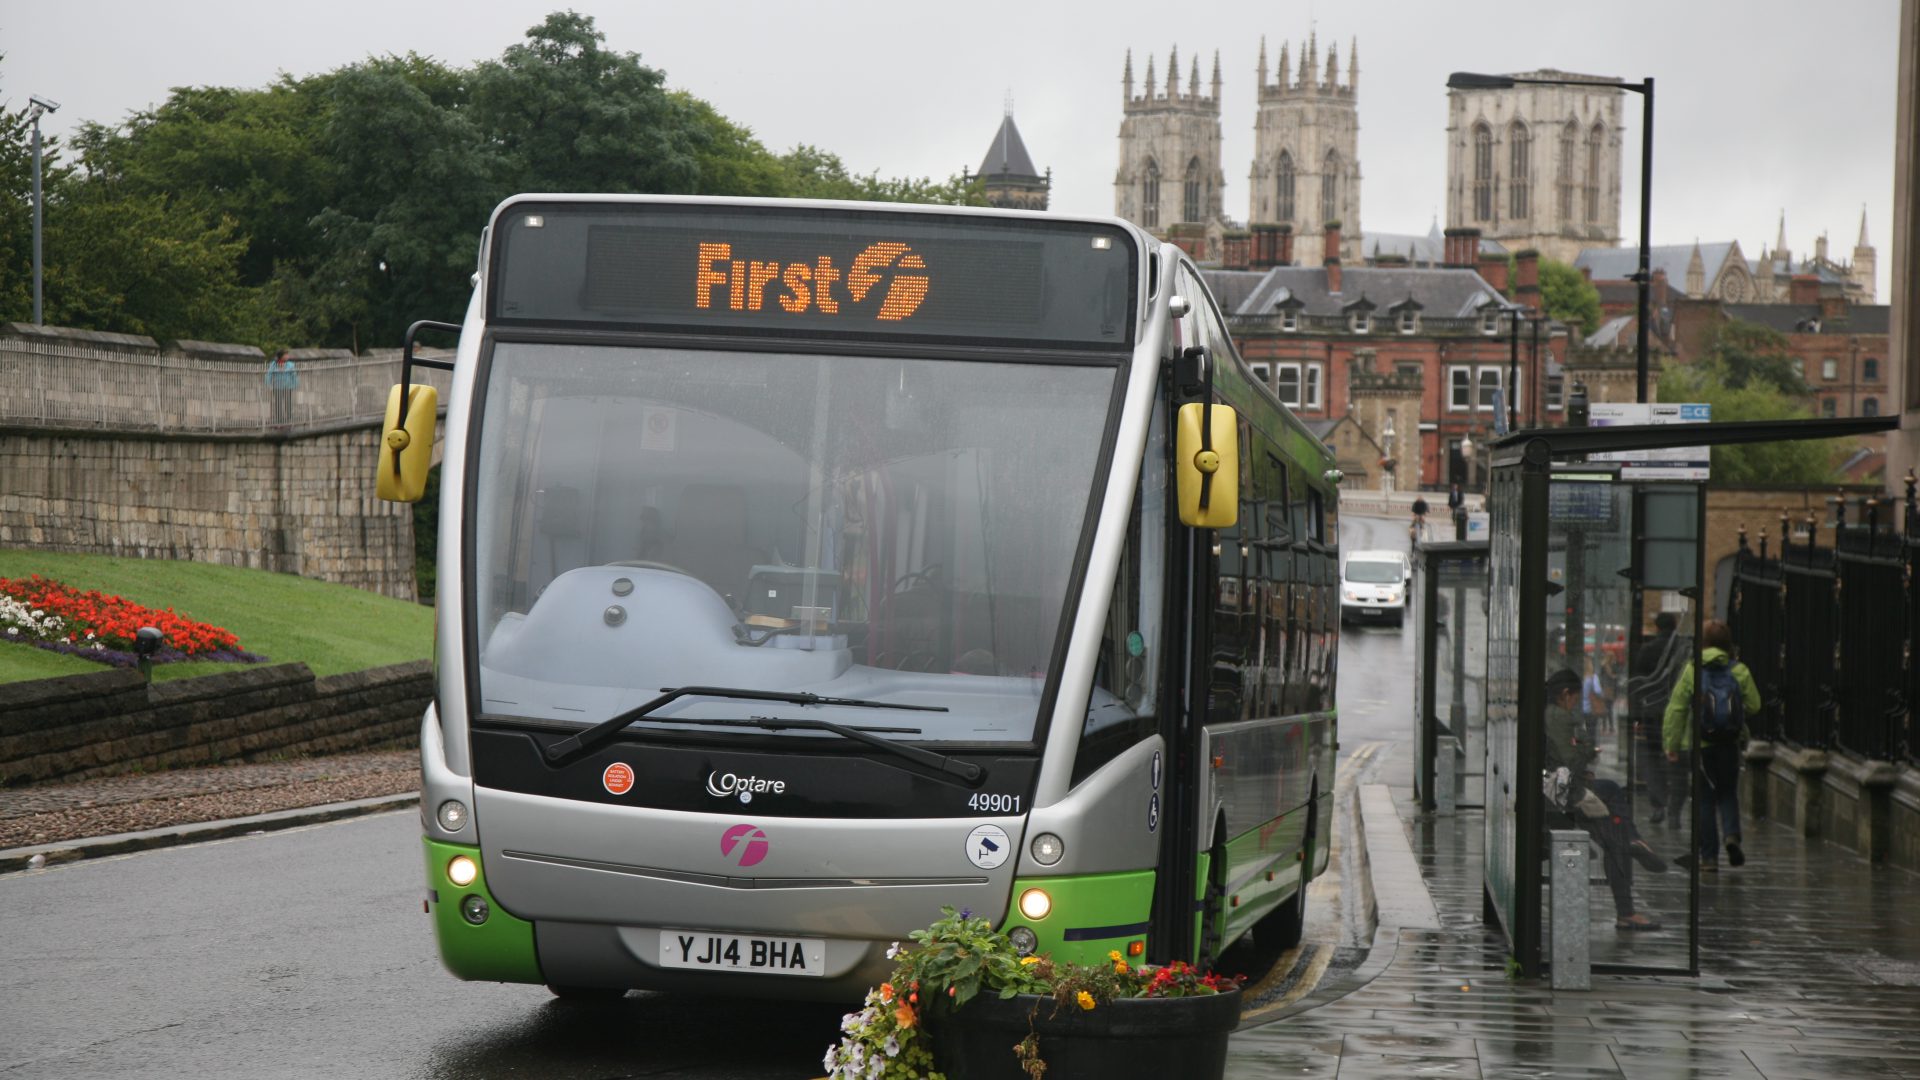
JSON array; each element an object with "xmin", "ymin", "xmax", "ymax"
[
  {"xmin": 1248, "ymin": 362, "xmax": 1271, "ymax": 388},
  {"xmin": 1142, "ymin": 159, "xmax": 1160, "ymax": 228},
  {"xmin": 1183, "ymin": 157, "xmax": 1202, "ymax": 223},
  {"xmin": 1322, "ymin": 149, "xmax": 1342, "ymax": 225},
  {"xmin": 1472, "ymin": 123, "xmax": 1493, "ymax": 222},
  {"xmin": 1822, "ymin": 357, "xmax": 1838, "ymax": 381},
  {"xmin": 1508, "ymin": 121, "xmax": 1530, "ymax": 219},
  {"xmin": 1397, "ymin": 310, "xmax": 1417, "ymax": 334},
  {"xmin": 1558, "ymin": 121, "xmax": 1577, "ymax": 220},
  {"xmin": 1478, "ymin": 366, "xmax": 1503, "ymax": 411},
  {"xmin": 1822, "ymin": 398, "xmax": 1838, "ymax": 418},
  {"xmin": 1481, "ymin": 308, "xmax": 1501, "ymax": 335},
  {"xmin": 1397, "ymin": 362, "xmax": 1422, "ymax": 380},
  {"xmin": 1863, "ymin": 358, "xmax": 1879, "ymax": 383},
  {"xmin": 1450, "ymin": 367, "xmax": 1472, "ymax": 410},
  {"xmin": 1792, "ymin": 357, "xmax": 1805, "ymax": 378},
  {"xmin": 1280, "ymin": 309, "xmax": 1299, "ymax": 332},
  {"xmin": 1276, "ymin": 151, "xmax": 1295, "ymax": 222},
  {"xmin": 1546, "ymin": 375, "xmax": 1565, "ymax": 411},
  {"xmin": 1274, "ymin": 363, "xmax": 1323, "ymax": 409},
  {"xmin": 1585, "ymin": 123, "xmax": 1604, "ymax": 224},
  {"xmin": 1864, "ymin": 397, "xmax": 1880, "ymax": 417},
  {"xmin": 1350, "ymin": 310, "xmax": 1371, "ymax": 334}
]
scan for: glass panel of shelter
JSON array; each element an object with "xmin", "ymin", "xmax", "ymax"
[{"xmin": 1542, "ymin": 470, "xmax": 1695, "ymax": 974}]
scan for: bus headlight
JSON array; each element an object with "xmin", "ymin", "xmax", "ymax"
[
  {"xmin": 1018, "ymin": 888, "xmax": 1052, "ymax": 920},
  {"xmin": 447, "ymin": 855, "xmax": 478, "ymax": 887},
  {"xmin": 437, "ymin": 800, "xmax": 469, "ymax": 832},
  {"xmin": 1029, "ymin": 833, "xmax": 1065, "ymax": 865},
  {"xmin": 1008, "ymin": 927, "xmax": 1038, "ymax": 955}
]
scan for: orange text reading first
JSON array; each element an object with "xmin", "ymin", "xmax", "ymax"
[{"xmin": 694, "ymin": 242, "xmax": 930, "ymax": 321}]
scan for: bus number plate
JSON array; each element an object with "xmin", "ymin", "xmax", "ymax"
[{"xmin": 658, "ymin": 930, "xmax": 826, "ymax": 976}]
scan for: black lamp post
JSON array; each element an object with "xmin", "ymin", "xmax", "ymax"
[
  {"xmin": 1448, "ymin": 71, "xmax": 1653, "ymax": 404},
  {"xmin": 25, "ymin": 95, "xmax": 60, "ymax": 326}
]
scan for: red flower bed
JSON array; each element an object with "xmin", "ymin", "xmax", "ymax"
[{"xmin": 0, "ymin": 575, "xmax": 243, "ymax": 656}]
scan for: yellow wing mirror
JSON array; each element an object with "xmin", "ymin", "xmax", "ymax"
[
  {"xmin": 1176, "ymin": 400, "xmax": 1238, "ymax": 528},
  {"xmin": 377, "ymin": 383, "xmax": 438, "ymax": 502},
  {"xmin": 376, "ymin": 319, "xmax": 460, "ymax": 503}
]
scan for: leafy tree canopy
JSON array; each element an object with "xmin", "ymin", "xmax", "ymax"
[
  {"xmin": 1537, "ymin": 258, "xmax": 1602, "ymax": 338},
  {"xmin": 0, "ymin": 14, "xmax": 983, "ymax": 348},
  {"xmin": 1657, "ymin": 362, "xmax": 1840, "ymax": 487},
  {"xmin": 1702, "ymin": 317, "xmax": 1807, "ymax": 395}
]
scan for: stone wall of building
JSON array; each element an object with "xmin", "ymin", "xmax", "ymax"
[
  {"xmin": 0, "ymin": 323, "xmax": 453, "ymax": 599},
  {"xmin": 0, "ymin": 660, "xmax": 430, "ymax": 786}
]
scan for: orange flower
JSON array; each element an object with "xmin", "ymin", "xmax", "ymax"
[
  {"xmin": 1075, "ymin": 991, "xmax": 1096, "ymax": 1011},
  {"xmin": 878, "ymin": 982, "xmax": 894, "ymax": 1003},
  {"xmin": 893, "ymin": 1003, "xmax": 917, "ymax": 1029}
]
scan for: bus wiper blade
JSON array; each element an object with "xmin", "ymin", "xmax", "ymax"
[{"xmin": 543, "ymin": 684, "xmax": 952, "ymax": 768}]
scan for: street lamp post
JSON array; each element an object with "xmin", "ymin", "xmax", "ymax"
[
  {"xmin": 25, "ymin": 95, "xmax": 61, "ymax": 326},
  {"xmin": 1447, "ymin": 71, "xmax": 1653, "ymax": 404}
]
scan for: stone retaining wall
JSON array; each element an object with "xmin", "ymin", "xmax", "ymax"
[
  {"xmin": 1743, "ymin": 740, "xmax": 1920, "ymax": 873},
  {"xmin": 0, "ymin": 661, "xmax": 431, "ymax": 786}
]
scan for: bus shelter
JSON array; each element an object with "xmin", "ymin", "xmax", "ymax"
[
  {"xmin": 1481, "ymin": 417, "xmax": 1892, "ymax": 980},
  {"xmin": 1413, "ymin": 541, "xmax": 1489, "ymax": 813}
]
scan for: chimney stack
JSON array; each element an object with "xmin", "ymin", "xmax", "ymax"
[
  {"xmin": 1789, "ymin": 274, "xmax": 1821, "ymax": 306},
  {"xmin": 1514, "ymin": 249, "xmax": 1541, "ymax": 307},
  {"xmin": 1277, "ymin": 224, "xmax": 1295, "ymax": 267},
  {"xmin": 1443, "ymin": 227, "xmax": 1479, "ymax": 269},
  {"xmin": 1477, "ymin": 251, "xmax": 1510, "ymax": 294},
  {"xmin": 1223, "ymin": 233, "xmax": 1251, "ymax": 271}
]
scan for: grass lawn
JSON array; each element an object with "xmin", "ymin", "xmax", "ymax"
[{"xmin": 0, "ymin": 550, "xmax": 433, "ymax": 684}]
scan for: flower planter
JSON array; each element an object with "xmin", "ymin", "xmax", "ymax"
[{"xmin": 930, "ymin": 986, "xmax": 1242, "ymax": 1080}]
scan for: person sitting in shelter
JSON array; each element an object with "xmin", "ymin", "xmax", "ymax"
[{"xmin": 1544, "ymin": 667, "xmax": 1666, "ymax": 931}]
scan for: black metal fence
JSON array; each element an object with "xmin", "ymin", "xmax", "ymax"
[{"xmin": 1728, "ymin": 482, "xmax": 1915, "ymax": 765}]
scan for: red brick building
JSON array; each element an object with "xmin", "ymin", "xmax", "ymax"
[{"xmin": 1205, "ymin": 226, "xmax": 1573, "ymax": 488}]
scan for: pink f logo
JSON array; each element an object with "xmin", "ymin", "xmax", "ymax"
[{"xmin": 720, "ymin": 824, "xmax": 769, "ymax": 867}]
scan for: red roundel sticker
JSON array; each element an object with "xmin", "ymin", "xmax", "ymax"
[{"xmin": 603, "ymin": 762, "xmax": 635, "ymax": 795}]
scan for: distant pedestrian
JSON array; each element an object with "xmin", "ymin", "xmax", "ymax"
[
  {"xmin": 266, "ymin": 349, "xmax": 299, "ymax": 427},
  {"xmin": 1630, "ymin": 612, "xmax": 1686, "ymax": 826},
  {"xmin": 1664, "ymin": 619, "xmax": 1761, "ymax": 872},
  {"xmin": 1410, "ymin": 496, "xmax": 1430, "ymax": 546}
]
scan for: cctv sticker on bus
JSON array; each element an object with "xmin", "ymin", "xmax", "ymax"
[{"xmin": 488, "ymin": 201, "xmax": 1137, "ymax": 349}]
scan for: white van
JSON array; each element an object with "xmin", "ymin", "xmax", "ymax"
[{"xmin": 1341, "ymin": 550, "xmax": 1409, "ymax": 627}]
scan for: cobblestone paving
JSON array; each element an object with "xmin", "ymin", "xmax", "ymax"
[
  {"xmin": 1227, "ymin": 782, "xmax": 1920, "ymax": 1079},
  {"xmin": 0, "ymin": 750, "xmax": 418, "ymax": 848}
]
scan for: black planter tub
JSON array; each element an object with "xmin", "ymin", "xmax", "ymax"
[{"xmin": 929, "ymin": 987, "xmax": 1243, "ymax": 1080}]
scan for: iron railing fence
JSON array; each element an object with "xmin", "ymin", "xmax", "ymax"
[{"xmin": 1729, "ymin": 481, "xmax": 1918, "ymax": 764}]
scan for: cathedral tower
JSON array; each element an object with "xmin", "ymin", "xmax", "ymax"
[
  {"xmin": 1852, "ymin": 208, "xmax": 1877, "ymax": 303},
  {"xmin": 1249, "ymin": 32, "xmax": 1361, "ymax": 266},
  {"xmin": 1444, "ymin": 70, "xmax": 1624, "ymax": 264},
  {"xmin": 972, "ymin": 104, "xmax": 1050, "ymax": 211},
  {"xmin": 1115, "ymin": 46, "xmax": 1226, "ymax": 238}
]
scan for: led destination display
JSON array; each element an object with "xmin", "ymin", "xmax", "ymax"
[{"xmin": 491, "ymin": 202, "xmax": 1137, "ymax": 348}]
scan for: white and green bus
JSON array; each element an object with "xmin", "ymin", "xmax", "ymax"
[{"xmin": 379, "ymin": 195, "xmax": 1339, "ymax": 1000}]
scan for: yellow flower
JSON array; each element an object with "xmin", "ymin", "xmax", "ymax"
[
  {"xmin": 1113, "ymin": 960, "xmax": 1129, "ymax": 974},
  {"xmin": 1019, "ymin": 956, "xmax": 1042, "ymax": 966},
  {"xmin": 1108, "ymin": 950, "xmax": 1122, "ymax": 962},
  {"xmin": 1076, "ymin": 991, "xmax": 1096, "ymax": 1011}
]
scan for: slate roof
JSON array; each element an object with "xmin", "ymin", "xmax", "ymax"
[
  {"xmin": 1575, "ymin": 243, "xmax": 1737, "ymax": 286},
  {"xmin": 1202, "ymin": 266, "xmax": 1509, "ymax": 319},
  {"xmin": 1586, "ymin": 315, "xmax": 1634, "ymax": 348},
  {"xmin": 1362, "ymin": 224, "xmax": 1508, "ymax": 264},
  {"xmin": 1722, "ymin": 303, "xmax": 1890, "ymax": 335},
  {"xmin": 977, "ymin": 115, "xmax": 1039, "ymax": 178}
]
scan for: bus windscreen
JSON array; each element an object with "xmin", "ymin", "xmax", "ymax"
[{"xmin": 490, "ymin": 202, "xmax": 1137, "ymax": 348}]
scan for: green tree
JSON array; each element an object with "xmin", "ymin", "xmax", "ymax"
[
  {"xmin": 1537, "ymin": 257, "xmax": 1602, "ymax": 338},
  {"xmin": 1658, "ymin": 363, "xmax": 1839, "ymax": 486},
  {"xmin": 1702, "ymin": 318, "xmax": 1806, "ymax": 395}
]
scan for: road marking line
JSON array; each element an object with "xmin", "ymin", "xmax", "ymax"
[{"xmin": 1239, "ymin": 940, "xmax": 1336, "ymax": 1020}]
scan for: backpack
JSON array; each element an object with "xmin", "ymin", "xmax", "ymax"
[{"xmin": 1697, "ymin": 662, "xmax": 1744, "ymax": 743}]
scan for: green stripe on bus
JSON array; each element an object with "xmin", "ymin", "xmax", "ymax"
[
  {"xmin": 1001, "ymin": 868, "xmax": 1156, "ymax": 965},
  {"xmin": 423, "ymin": 837, "xmax": 543, "ymax": 984}
]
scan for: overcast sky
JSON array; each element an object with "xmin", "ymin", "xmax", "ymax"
[{"xmin": 6, "ymin": 0, "xmax": 1900, "ymax": 296}]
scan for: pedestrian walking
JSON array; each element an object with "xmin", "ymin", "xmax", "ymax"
[
  {"xmin": 1663, "ymin": 619, "xmax": 1761, "ymax": 872},
  {"xmin": 266, "ymin": 349, "xmax": 299, "ymax": 427},
  {"xmin": 1630, "ymin": 612, "xmax": 1686, "ymax": 825}
]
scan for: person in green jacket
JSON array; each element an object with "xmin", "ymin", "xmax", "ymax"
[{"xmin": 1662, "ymin": 619, "xmax": 1761, "ymax": 872}]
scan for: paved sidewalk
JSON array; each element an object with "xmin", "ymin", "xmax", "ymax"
[{"xmin": 1227, "ymin": 777, "xmax": 1920, "ymax": 1079}]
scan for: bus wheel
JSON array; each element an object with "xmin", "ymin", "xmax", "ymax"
[
  {"xmin": 1197, "ymin": 832, "xmax": 1227, "ymax": 969},
  {"xmin": 547, "ymin": 984, "xmax": 627, "ymax": 1002}
]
